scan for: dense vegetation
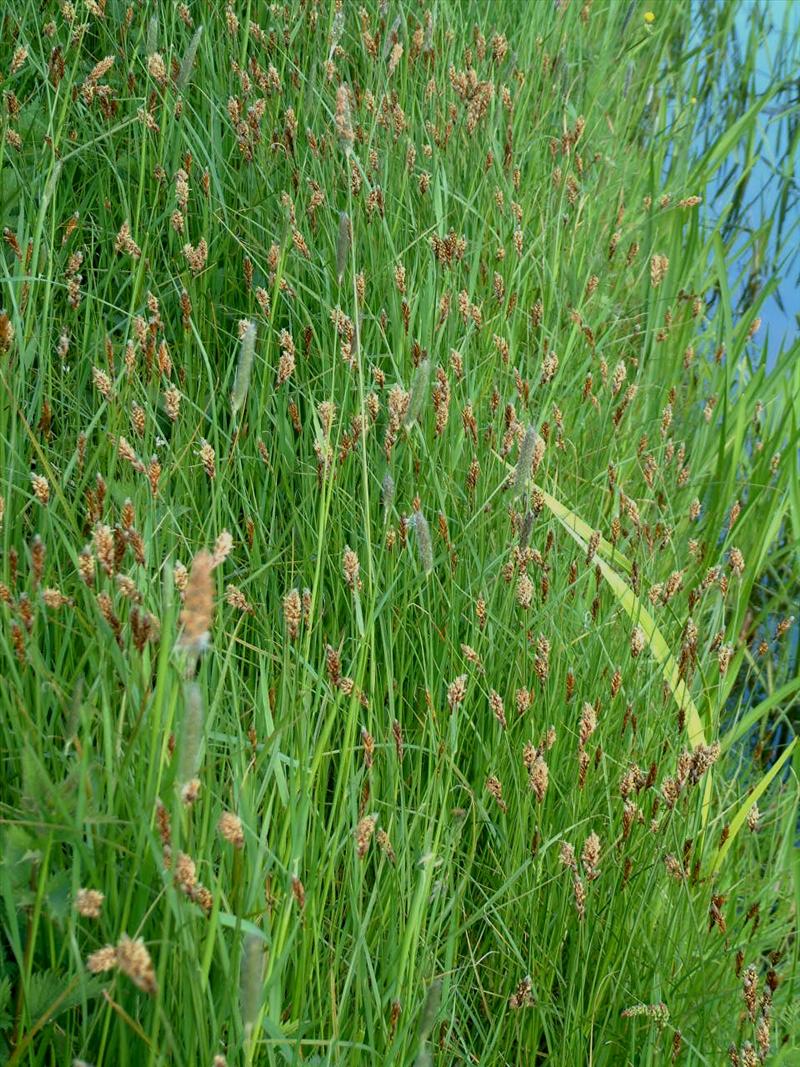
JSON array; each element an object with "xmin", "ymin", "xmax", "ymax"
[{"xmin": 1, "ymin": 1, "xmax": 798, "ymax": 1064}]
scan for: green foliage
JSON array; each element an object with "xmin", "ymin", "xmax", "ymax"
[{"xmin": 0, "ymin": 1, "xmax": 798, "ymax": 1065}]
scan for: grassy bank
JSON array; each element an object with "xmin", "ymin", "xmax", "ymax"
[{"xmin": 1, "ymin": 1, "xmax": 798, "ymax": 1064}]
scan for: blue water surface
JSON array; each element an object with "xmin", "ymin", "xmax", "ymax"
[{"xmin": 705, "ymin": 0, "xmax": 800, "ymax": 365}]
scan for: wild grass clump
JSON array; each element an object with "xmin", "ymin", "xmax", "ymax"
[{"xmin": 0, "ymin": 1, "xmax": 798, "ymax": 1064}]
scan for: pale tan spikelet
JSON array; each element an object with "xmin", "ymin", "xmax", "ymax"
[
  {"xmin": 115, "ymin": 934, "xmax": 157, "ymax": 994},
  {"xmin": 650, "ymin": 254, "xmax": 669, "ymax": 288},
  {"xmin": 342, "ymin": 545, "xmax": 362, "ymax": 591},
  {"xmin": 173, "ymin": 561, "xmax": 189, "ymax": 594},
  {"xmin": 579, "ymin": 702, "xmax": 597, "ymax": 745},
  {"xmin": 174, "ymin": 850, "xmax": 198, "ymax": 897},
  {"xmin": 114, "ymin": 221, "xmax": 142, "ymax": 258},
  {"xmin": 92, "ymin": 366, "xmax": 113, "ymax": 401},
  {"xmin": 179, "ymin": 550, "xmax": 214, "ymax": 652},
  {"xmin": 164, "ymin": 385, "xmax": 181, "ymax": 422},
  {"xmin": 335, "ymin": 84, "xmax": 354, "ymax": 152},
  {"xmin": 740, "ymin": 963, "xmax": 759, "ymax": 1023},
  {"xmin": 630, "ymin": 625, "xmax": 645, "ymax": 658},
  {"xmin": 225, "ymin": 584, "xmax": 254, "ymax": 614},
  {"xmin": 93, "ymin": 523, "xmax": 115, "ymax": 577},
  {"xmin": 572, "ymin": 875, "xmax": 586, "ymax": 921},
  {"xmin": 540, "ymin": 351, "xmax": 558, "ymax": 385},
  {"xmin": 485, "ymin": 774, "xmax": 507, "ymax": 813},
  {"xmin": 78, "ymin": 547, "xmax": 95, "ymax": 586},
  {"xmin": 447, "ymin": 674, "xmax": 467, "ymax": 709},
  {"xmin": 559, "ymin": 842, "xmax": 577, "ymax": 870},
  {"xmin": 729, "ymin": 546, "xmax": 745, "ymax": 577},
  {"xmin": 198, "ymin": 439, "xmax": 216, "ymax": 479},
  {"xmin": 355, "ymin": 814, "xmax": 377, "ymax": 859},
  {"xmin": 754, "ymin": 1015, "xmax": 769, "ymax": 1061},
  {"xmin": 114, "ymin": 575, "xmax": 140, "ymax": 603},
  {"xmin": 291, "ymin": 227, "xmax": 310, "ymax": 259},
  {"xmin": 254, "ymin": 286, "xmax": 270, "ymax": 316},
  {"xmin": 534, "ymin": 634, "xmax": 550, "ymax": 682},
  {"xmin": 146, "ymin": 456, "xmax": 161, "ymax": 498},
  {"xmin": 581, "ymin": 831, "xmax": 601, "ymax": 880},
  {"xmin": 31, "ymin": 473, "xmax": 50, "ymax": 505},
  {"xmin": 621, "ymin": 1002, "xmax": 670, "ymax": 1027},
  {"xmin": 75, "ymin": 888, "xmax": 104, "ymax": 918},
  {"xmin": 147, "ymin": 51, "xmax": 168, "ymax": 85},
  {"xmin": 460, "ymin": 644, "xmax": 483, "ymax": 672},
  {"xmin": 489, "ymin": 689, "xmax": 507, "ymax": 729},
  {"xmin": 131, "ymin": 402, "xmax": 146, "ymax": 435},
  {"xmin": 276, "ymin": 349, "xmax": 295, "ymax": 386},
  {"xmin": 516, "ymin": 573, "xmax": 534, "ymax": 609},
  {"xmin": 717, "ymin": 643, "xmax": 733, "ymax": 676},
  {"xmin": 376, "ymin": 829, "xmax": 396, "ymax": 863},
  {"xmin": 611, "ymin": 361, "xmax": 627, "ymax": 396},
  {"xmin": 86, "ymin": 944, "xmax": 117, "ymax": 974},
  {"xmin": 211, "ymin": 530, "xmax": 233, "ymax": 568},
  {"xmin": 218, "ymin": 811, "xmax": 245, "ymax": 848},
  {"xmin": 183, "ymin": 238, "xmax": 208, "ymax": 274},
  {"xmin": 283, "ymin": 588, "xmax": 301, "ymax": 640},
  {"xmin": 10, "ymin": 46, "xmax": 28, "ymax": 75},
  {"xmin": 43, "ymin": 587, "xmax": 71, "ymax": 609},
  {"xmin": 361, "ymin": 727, "xmax": 375, "ymax": 769},
  {"xmin": 528, "ymin": 754, "xmax": 549, "ymax": 802}
]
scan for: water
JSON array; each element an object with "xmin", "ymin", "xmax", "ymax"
[
  {"xmin": 699, "ymin": 0, "xmax": 800, "ymax": 366},
  {"xmin": 683, "ymin": 2, "xmax": 800, "ymax": 771}
]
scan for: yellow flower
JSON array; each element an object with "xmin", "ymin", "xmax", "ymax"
[{"xmin": 644, "ymin": 10, "xmax": 655, "ymax": 22}]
